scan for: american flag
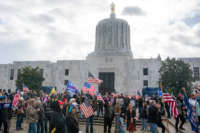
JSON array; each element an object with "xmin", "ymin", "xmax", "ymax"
[
  {"xmin": 97, "ymin": 93, "xmax": 104, "ymax": 102},
  {"xmin": 88, "ymin": 72, "xmax": 103, "ymax": 85},
  {"xmin": 12, "ymin": 92, "xmax": 20, "ymax": 109},
  {"xmin": 80, "ymin": 102, "xmax": 94, "ymax": 118},
  {"xmin": 162, "ymin": 93, "xmax": 179, "ymax": 118},
  {"xmin": 23, "ymin": 84, "xmax": 30, "ymax": 92}
]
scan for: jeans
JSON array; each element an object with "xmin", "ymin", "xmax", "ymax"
[
  {"xmin": 104, "ymin": 117, "xmax": 112, "ymax": 133},
  {"xmin": 37, "ymin": 120, "xmax": 47, "ymax": 133},
  {"xmin": 97, "ymin": 105, "xmax": 103, "ymax": 117},
  {"xmin": 0, "ymin": 120, "xmax": 8, "ymax": 133},
  {"xmin": 141, "ymin": 118, "xmax": 148, "ymax": 130},
  {"xmin": 150, "ymin": 122, "xmax": 157, "ymax": 133},
  {"xmin": 157, "ymin": 122, "xmax": 165, "ymax": 133},
  {"xmin": 86, "ymin": 116, "xmax": 93, "ymax": 133},
  {"xmin": 175, "ymin": 114, "xmax": 186, "ymax": 130},
  {"xmin": 28, "ymin": 123, "xmax": 37, "ymax": 133},
  {"xmin": 16, "ymin": 114, "xmax": 23, "ymax": 129}
]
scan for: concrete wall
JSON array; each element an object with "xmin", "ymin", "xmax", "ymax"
[{"xmin": 0, "ymin": 57, "xmax": 199, "ymax": 95}]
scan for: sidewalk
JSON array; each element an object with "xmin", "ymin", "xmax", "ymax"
[{"xmin": 168, "ymin": 118, "xmax": 195, "ymax": 133}]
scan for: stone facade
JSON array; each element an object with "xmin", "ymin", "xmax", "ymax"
[{"xmin": 0, "ymin": 9, "xmax": 200, "ymax": 94}]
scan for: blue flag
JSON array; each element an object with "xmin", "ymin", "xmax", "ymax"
[
  {"xmin": 184, "ymin": 94, "xmax": 199, "ymax": 133},
  {"xmin": 66, "ymin": 80, "xmax": 79, "ymax": 97},
  {"xmin": 158, "ymin": 90, "xmax": 162, "ymax": 97}
]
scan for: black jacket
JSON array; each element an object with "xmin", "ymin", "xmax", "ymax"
[
  {"xmin": 49, "ymin": 111, "xmax": 68, "ymax": 133},
  {"xmin": 140, "ymin": 106, "xmax": 147, "ymax": 119},
  {"xmin": 148, "ymin": 105, "xmax": 158, "ymax": 123},
  {"xmin": 126, "ymin": 109, "xmax": 136, "ymax": 124}
]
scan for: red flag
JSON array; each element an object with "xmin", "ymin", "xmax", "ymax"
[{"xmin": 12, "ymin": 93, "xmax": 20, "ymax": 108}]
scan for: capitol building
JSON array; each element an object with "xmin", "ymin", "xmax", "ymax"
[{"xmin": 0, "ymin": 4, "xmax": 200, "ymax": 94}]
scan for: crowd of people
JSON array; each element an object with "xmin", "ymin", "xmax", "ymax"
[{"xmin": 0, "ymin": 88, "xmax": 199, "ymax": 133}]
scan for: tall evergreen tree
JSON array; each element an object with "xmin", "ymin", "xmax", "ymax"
[
  {"xmin": 16, "ymin": 66, "xmax": 44, "ymax": 91},
  {"xmin": 159, "ymin": 57, "xmax": 194, "ymax": 96}
]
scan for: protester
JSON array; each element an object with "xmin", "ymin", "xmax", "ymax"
[
  {"xmin": 114, "ymin": 100, "xmax": 121, "ymax": 133},
  {"xmin": 126, "ymin": 103, "xmax": 136, "ymax": 133},
  {"xmin": 104, "ymin": 100, "xmax": 114, "ymax": 133},
  {"xmin": 140, "ymin": 101, "xmax": 148, "ymax": 131},
  {"xmin": 156, "ymin": 102, "xmax": 166, "ymax": 133},
  {"xmin": 37, "ymin": 99, "xmax": 46, "ymax": 133},
  {"xmin": 26, "ymin": 98, "xmax": 39, "ymax": 133},
  {"xmin": 97, "ymin": 98, "xmax": 104, "ymax": 117},
  {"xmin": 66, "ymin": 101, "xmax": 79, "ymax": 133},
  {"xmin": 49, "ymin": 100, "xmax": 67, "ymax": 133},
  {"xmin": 119, "ymin": 112, "xmax": 126, "ymax": 133},
  {"xmin": 148, "ymin": 100, "xmax": 158, "ymax": 133},
  {"xmin": 16, "ymin": 98, "xmax": 25, "ymax": 130},
  {"xmin": 175, "ymin": 94, "xmax": 186, "ymax": 131},
  {"xmin": 0, "ymin": 95, "xmax": 9, "ymax": 133},
  {"xmin": 84, "ymin": 95, "xmax": 94, "ymax": 133}
]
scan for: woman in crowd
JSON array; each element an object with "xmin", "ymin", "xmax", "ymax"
[
  {"xmin": 16, "ymin": 98, "xmax": 25, "ymax": 130},
  {"xmin": 26, "ymin": 98, "xmax": 39, "ymax": 133},
  {"xmin": 114, "ymin": 100, "xmax": 121, "ymax": 133},
  {"xmin": 126, "ymin": 103, "xmax": 136, "ymax": 133}
]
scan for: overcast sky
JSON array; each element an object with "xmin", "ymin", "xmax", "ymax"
[{"xmin": 0, "ymin": 0, "xmax": 200, "ymax": 64}]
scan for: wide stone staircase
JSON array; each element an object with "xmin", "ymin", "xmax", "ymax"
[{"xmin": 79, "ymin": 116, "xmax": 142, "ymax": 126}]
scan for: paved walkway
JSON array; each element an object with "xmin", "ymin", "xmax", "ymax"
[
  {"xmin": 168, "ymin": 118, "xmax": 195, "ymax": 133},
  {"xmin": 5, "ymin": 118, "xmax": 182, "ymax": 133}
]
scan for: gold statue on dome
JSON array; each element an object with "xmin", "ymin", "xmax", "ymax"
[{"xmin": 111, "ymin": 2, "xmax": 115, "ymax": 14}]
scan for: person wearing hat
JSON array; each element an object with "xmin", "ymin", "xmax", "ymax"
[
  {"xmin": 49, "ymin": 99, "xmax": 68, "ymax": 133},
  {"xmin": 66, "ymin": 101, "xmax": 79, "ymax": 133}
]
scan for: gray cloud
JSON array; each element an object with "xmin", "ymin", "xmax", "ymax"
[
  {"xmin": 29, "ymin": 14, "xmax": 55, "ymax": 24},
  {"xmin": 122, "ymin": 6, "xmax": 146, "ymax": 16},
  {"xmin": 170, "ymin": 34, "xmax": 200, "ymax": 47},
  {"xmin": 0, "ymin": 40, "xmax": 36, "ymax": 64}
]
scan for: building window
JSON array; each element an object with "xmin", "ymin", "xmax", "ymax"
[
  {"xmin": 64, "ymin": 80, "xmax": 68, "ymax": 85},
  {"xmin": 10, "ymin": 69, "xmax": 14, "ymax": 80},
  {"xmin": 143, "ymin": 80, "xmax": 148, "ymax": 87},
  {"xmin": 65, "ymin": 69, "xmax": 69, "ymax": 76},
  {"xmin": 143, "ymin": 68, "xmax": 148, "ymax": 76},
  {"xmin": 194, "ymin": 67, "xmax": 200, "ymax": 81}
]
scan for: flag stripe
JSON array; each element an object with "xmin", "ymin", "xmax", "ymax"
[
  {"xmin": 80, "ymin": 103, "xmax": 94, "ymax": 118},
  {"xmin": 162, "ymin": 93, "xmax": 179, "ymax": 118}
]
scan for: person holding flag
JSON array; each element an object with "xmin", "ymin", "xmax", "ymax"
[
  {"xmin": 183, "ymin": 88, "xmax": 199, "ymax": 133},
  {"xmin": 80, "ymin": 95, "xmax": 94, "ymax": 133}
]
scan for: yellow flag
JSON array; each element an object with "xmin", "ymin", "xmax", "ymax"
[
  {"xmin": 49, "ymin": 88, "xmax": 56, "ymax": 96},
  {"xmin": 51, "ymin": 128, "xmax": 56, "ymax": 133}
]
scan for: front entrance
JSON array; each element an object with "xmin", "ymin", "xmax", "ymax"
[{"xmin": 99, "ymin": 72, "xmax": 115, "ymax": 94}]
